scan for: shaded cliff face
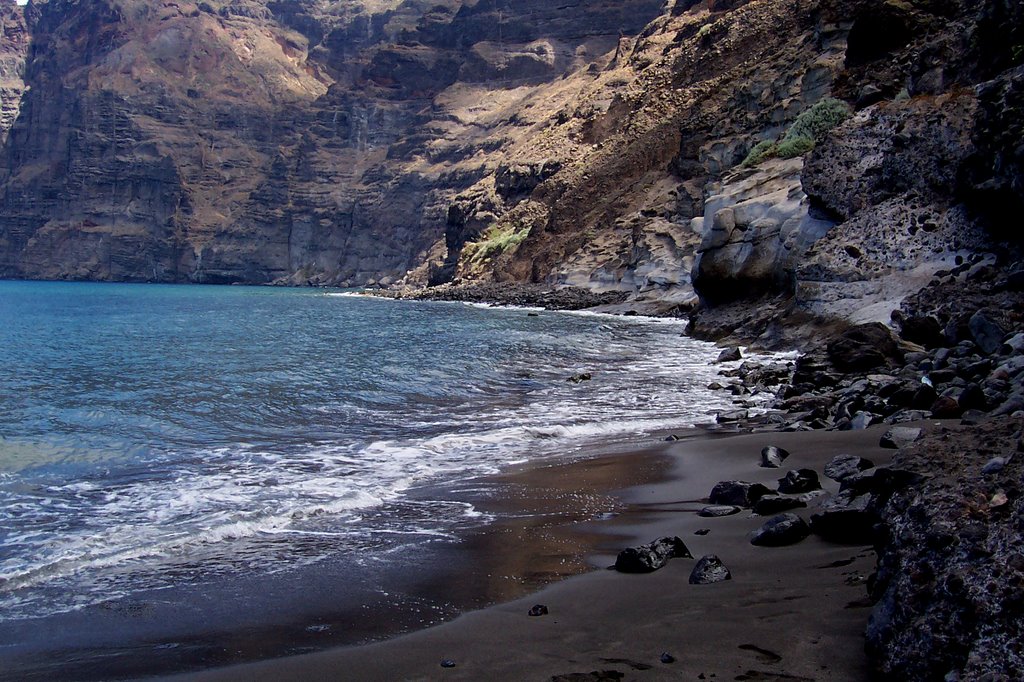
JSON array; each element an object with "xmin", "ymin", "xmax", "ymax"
[{"xmin": 0, "ymin": 0, "xmax": 663, "ymax": 284}]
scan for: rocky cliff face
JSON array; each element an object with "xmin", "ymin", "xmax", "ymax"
[
  {"xmin": 0, "ymin": 0, "xmax": 1021, "ymax": 321},
  {"xmin": 0, "ymin": 0, "xmax": 28, "ymax": 145},
  {"xmin": 0, "ymin": 0, "xmax": 664, "ymax": 284}
]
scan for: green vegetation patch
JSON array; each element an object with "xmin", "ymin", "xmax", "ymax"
[
  {"xmin": 463, "ymin": 225, "xmax": 530, "ymax": 263},
  {"xmin": 742, "ymin": 97, "xmax": 852, "ymax": 167}
]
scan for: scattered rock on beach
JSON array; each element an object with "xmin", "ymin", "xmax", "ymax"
[
  {"xmin": 880, "ymin": 427, "xmax": 922, "ymax": 449},
  {"xmin": 614, "ymin": 536, "xmax": 692, "ymax": 573},
  {"xmin": 777, "ymin": 469, "xmax": 821, "ymax": 494},
  {"xmin": 824, "ymin": 454, "xmax": 875, "ymax": 482},
  {"xmin": 440, "ymin": 659, "xmax": 457, "ymax": 668},
  {"xmin": 660, "ymin": 653, "xmax": 676, "ymax": 664},
  {"xmin": 709, "ymin": 481, "xmax": 774, "ymax": 507},
  {"xmin": 753, "ymin": 495, "xmax": 807, "ymax": 515},
  {"xmin": 750, "ymin": 513, "xmax": 811, "ymax": 546},
  {"xmin": 528, "ymin": 604, "xmax": 549, "ymax": 617},
  {"xmin": 760, "ymin": 445, "xmax": 790, "ymax": 468},
  {"xmin": 689, "ymin": 555, "xmax": 732, "ymax": 584},
  {"xmin": 699, "ymin": 505, "xmax": 742, "ymax": 517}
]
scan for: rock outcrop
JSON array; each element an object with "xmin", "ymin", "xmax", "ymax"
[{"xmin": 867, "ymin": 418, "xmax": 1024, "ymax": 681}]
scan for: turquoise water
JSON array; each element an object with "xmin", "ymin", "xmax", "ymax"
[{"xmin": 0, "ymin": 280, "xmax": 740, "ymax": 675}]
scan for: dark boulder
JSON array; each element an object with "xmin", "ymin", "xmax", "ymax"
[
  {"xmin": 528, "ymin": 604, "xmax": 549, "ymax": 616},
  {"xmin": 716, "ymin": 346, "xmax": 742, "ymax": 363},
  {"xmin": 827, "ymin": 323, "xmax": 904, "ymax": 372},
  {"xmin": 750, "ymin": 513, "xmax": 811, "ymax": 546},
  {"xmin": 899, "ymin": 315, "xmax": 945, "ymax": 348},
  {"xmin": 689, "ymin": 554, "xmax": 732, "ymax": 584},
  {"xmin": 824, "ymin": 454, "xmax": 875, "ymax": 482},
  {"xmin": 968, "ymin": 310, "xmax": 1006, "ymax": 355},
  {"xmin": 809, "ymin": 490, "xmax": 878, "ymax": 544},
  {"xmin": 753, "ymin": 495, "xmax": 808, "ymax": 515},
  {"xmin": 709, "ymin": 480, "xmax": 774, "ymax": 507},
  {"xmin": 930, "ymin": 395, "xmax": 961, "ymax": 418},
  {"xmin": 840, "ymin": 467, "xmax": 925, "ymax": 496},
  {"xmin": 760, "ymin": 445, "xmax": 790, "ymax": 468},
  {"xmin": 614, "ymin": 536, "xmax": 692, "ymax": 573},
  {"xmin": 777, "ymin": 469, "xmax": 821, "ymax": 494}
]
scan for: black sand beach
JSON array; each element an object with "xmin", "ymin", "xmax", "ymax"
[{"xmin": 161, "ymin": 424, "xmax": 905, "ymax": 681}]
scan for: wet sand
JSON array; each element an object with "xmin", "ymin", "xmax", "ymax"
[{"xmin": 164, "ymin": 425, "xmax": 898, "ymax": 681}]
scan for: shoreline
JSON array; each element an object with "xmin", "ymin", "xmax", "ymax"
[{"xmin": 162, "ymin": 424, "xmax": 903, "ymax": 682}]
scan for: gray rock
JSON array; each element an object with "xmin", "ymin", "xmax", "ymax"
[
  {"xmin": 760, "ymin": 445, "xmax": 790, "ymax": 468},
  {"xmin": 777, "ymin": 468, "xmax": 821, "ymax": 494},
  {"xmin": 698, "ymin": 505, "xmax": 742, "ymax": 518},
  {"xmin": 992, "ymin": 392, "xmax": 1024, "ymax": 417},
  {"xmin": 689, "ymin": 554, "xmax": 732, "ymax": 584},
  {"xmin": 717, "ymin": 346, "xmax": 742, "ymax": 363},
  {"xmin": 880, "ymin": 426, "xmax": 923, "ymax": 449},
  {"xmin": 982, "ymin": 457, "xmax": 1008, "ymax": 475},
  {"xmin": 753, "ymin": 495, "xmax": 808, "ymax": 515},
  {"xmin": 851, "ymin": 411, "xmax": 876, "ymax": 430},
  {"xmin": 824, "ymin": 454, "xmax": 875, "ymax": 482},
  {"xmin": 969, "ymin": 310, "xmax": 1006, "ymax": 355},
  {"xmin": 1001, "ymin": 332, "xmax": 1024, "ymax": 355},
  {"xmin": 614, "ymin": 536, "xmax": 693, "ymax": 573},
  {"xmin": 708, "ymin": 480, "xmax": 774, "ymax": 507},
  {"xmin": 750, "ymin": 513, "xmax": 811, "ymax": 546}
]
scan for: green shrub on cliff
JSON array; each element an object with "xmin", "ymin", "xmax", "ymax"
[
  {"xmin": 742, "ymin": 140, "xmax": 778, "ymax": 167},
  {"xmin": 786, "ymin": 97, "xmax": 851, "ymax": 143},
  {"xmin": 775, "ymin": 135, "xmax": 816, "ymax": 159},
  {"xmin": 463, "ymin": 225, "xmax": 529, "ymax": 263},
  {"xmin": 741, "ymin": 97, "xmax": 851, "ymax": 167}
]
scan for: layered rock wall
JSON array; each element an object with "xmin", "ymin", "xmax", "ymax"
[{"xmin": 0, "ymin": 0, "xmax": 664, "ymax": 284}]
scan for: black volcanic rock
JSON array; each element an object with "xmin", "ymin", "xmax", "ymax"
[
  {"xmin": 614, "ymin": 536, "xmax": 692, "ymax": 573},
  {"xmin": 689, "ymin": 555, "xmax": 732, "ymax": 585},
  {"xmin": 750, "ymin": 513, "xmax": 810, "ymax": 547},
  {"xmin": 708, "ymin": 481, "xmax": 774, "ymax": 507}
]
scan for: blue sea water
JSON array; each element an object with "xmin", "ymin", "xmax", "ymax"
[{"xmin": 0, "ymin": 280, "xmax": 753, "ymax": 674}]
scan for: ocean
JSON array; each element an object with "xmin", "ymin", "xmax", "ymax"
[{"xmin": 0, "ymin": 281, "xmax": 751, "ymax": 677}]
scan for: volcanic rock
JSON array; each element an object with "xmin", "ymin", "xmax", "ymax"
[
  {"xmin": 750, "ymin": 513, "xmax": 811, "ymax": 547},
  {"xmin": 824, "ymin": 454, "xmax": 875, "ymax": 482},
  {"xmin": 759, "ymin": 445, "xmax": 790, "ymax": 468},
  {"xmin": 614, "ymin": 536, "xmax": 692, "ymax": 573},
  {"xmin": 708, "ymin": 481, "xmax": 774, "ymax": 507},
  {"xmin": 688, "ymin": 555, "xmax": 732, "ymax": 585},
  {"xmin": 776, "ymin": 469, "xmax": 821, "ymax": 494}
]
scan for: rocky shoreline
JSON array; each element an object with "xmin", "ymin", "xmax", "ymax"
[
  {"xmin": 381, "ymin": 253, "xmax": 1024, "ymax": 680},
  {"xmin": 376, "ymin": 282, "xmax": 632, "ymax": 312}
]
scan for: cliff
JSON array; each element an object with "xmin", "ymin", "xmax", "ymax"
[
  {"xmin": 0, "ymin": 0, "xmax": 664, "ymax": 284},
  {"xmin": 0, "ymin": 0, "xmax": 28, "ymax": 145},
  {"xmin": 0, "ymin": 0, "xmax": 1020, "ymax": 316}
]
